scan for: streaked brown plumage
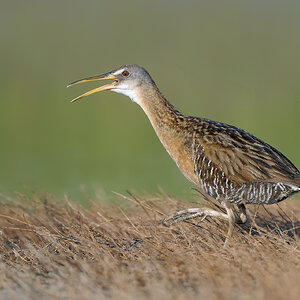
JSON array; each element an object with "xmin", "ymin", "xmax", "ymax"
[{"xmin": 68, "ymin": 64, "xmax": 300, "ymax": 241}]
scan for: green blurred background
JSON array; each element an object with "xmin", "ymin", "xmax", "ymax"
[{"xmin": 0, "ymin": 0, "xmax": 299, "ymax": 202}]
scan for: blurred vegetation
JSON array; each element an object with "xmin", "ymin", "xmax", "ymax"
[{"xmin": 0, "ymin": 0, "xmax": 299, "ymax": 202}]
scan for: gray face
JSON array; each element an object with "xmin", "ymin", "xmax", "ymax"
[
  {"xmin": 111, "ymin": 64, "xmax": 154, "ymax": 90},
  {"xmin": 102, "ymin": 65, "xmax": 154, "ymax": 104}
]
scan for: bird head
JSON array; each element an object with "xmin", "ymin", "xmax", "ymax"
[{"xmin": 68, "ymin": 64, "xmax": 153, "ymax": 104}]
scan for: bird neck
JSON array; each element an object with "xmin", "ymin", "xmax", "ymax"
[
  {"xmin": 137, "ymin": 84, "xmax": 183, "ymax": 137},
  {"xmin": 136, "ymin": 84, "xmax": 199, "ymax": 185}
]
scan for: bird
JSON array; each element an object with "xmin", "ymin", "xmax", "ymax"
[{"xmin": 68, "ymin": 64, "xmax": 300, "ymax": 240}]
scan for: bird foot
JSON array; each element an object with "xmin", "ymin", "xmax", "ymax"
[
  {"xmin": 161, "ymin": 204, "xmax": 248, "ymax": 246},
  {"xmin": 161, "ymin": 207, "xmax": 229, "ymax": 226}
]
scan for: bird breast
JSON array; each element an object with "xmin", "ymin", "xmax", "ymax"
[{"xmin": 158, "ymin": 133, "xmax": 200, "ymax": 186}]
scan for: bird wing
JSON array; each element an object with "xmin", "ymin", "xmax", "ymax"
[{"xmin": 193, "ymin": 119, "xmax": 300, "ymax": 185}]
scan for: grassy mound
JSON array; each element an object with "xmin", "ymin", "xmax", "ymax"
[{"xmin": 0, "ymin": 192, "xmax": 299, "ymax": 300}]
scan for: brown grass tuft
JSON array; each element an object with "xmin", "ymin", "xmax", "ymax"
[{"xmin": 0, "ymin": 192, "xmax": 299, "ymax": 300}]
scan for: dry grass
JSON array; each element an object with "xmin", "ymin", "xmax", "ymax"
[{"xmin": 0, "ymin": 192, "xmax": 299, "ymax": 300}]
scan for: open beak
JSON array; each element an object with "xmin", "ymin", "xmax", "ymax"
[{"xmin": 67, "ymin": 72, "xmax": 117, "ymax": 103}]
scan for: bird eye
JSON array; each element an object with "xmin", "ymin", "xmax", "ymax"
[{"xmin": 122, "ymin": 70, "xmax": 129, "ymax": 77}]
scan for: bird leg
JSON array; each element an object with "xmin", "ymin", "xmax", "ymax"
[
  {"xmin": 223, "ymin": 202, "xmax": 235, "ymax": 244},
  {"xmin": 161, "ymin": 207, "xmax": 229, "ymax": 225},
  {"xmin": 162, "ymin": 201, "xmax": 244, "ymax": 245}
]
